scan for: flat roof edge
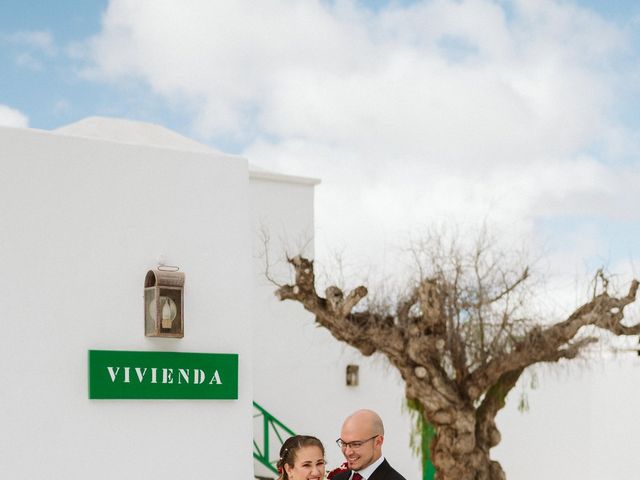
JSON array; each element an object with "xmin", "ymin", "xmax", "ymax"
[{"xmin": 249, "ymin": 169, "xmax": 321, "ymax": 186}]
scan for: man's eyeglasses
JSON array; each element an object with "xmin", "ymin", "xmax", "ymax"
[{"xmin": 336, "ymin": 435, "xmax": 378, "ymax": 449}]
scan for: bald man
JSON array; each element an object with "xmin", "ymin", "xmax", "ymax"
[{"xmin": 333, "ymin": 409, "xmax": 407, "ymax": 480}]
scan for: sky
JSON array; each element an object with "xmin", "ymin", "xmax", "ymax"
[{"xmin": 1, "ymin": 0, "xmax": 640, "ymax": 320}]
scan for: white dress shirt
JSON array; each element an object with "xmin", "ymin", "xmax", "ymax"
[{"xmin": 351, "ymin": 456, "xmax": 385, "ymax": 480}]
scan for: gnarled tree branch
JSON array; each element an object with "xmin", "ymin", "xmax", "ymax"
[
  {"xmin": 274, "ymin": 248, "xmax": 639, "ymax": 480},
  {"xmin": 467, "ymin": 279, "xmax": 639, "ymax": 399}
]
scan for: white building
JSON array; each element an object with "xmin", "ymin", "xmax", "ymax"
[
  {"xmin": 0, "ymin": 117, "xmax": 420, "ymax": 479},
  {"xmin": 3, "ymin": 117, "xmax": 636, "ymax": 480}
]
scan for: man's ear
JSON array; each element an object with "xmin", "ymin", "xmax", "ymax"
[{"xmin": 375, "ymin": 435, "xmax": 384, "ymax": 448}]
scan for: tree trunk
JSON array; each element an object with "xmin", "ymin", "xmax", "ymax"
[{"xmin": 431, "ymin": 426, "xmax": 505, "ymax": 480}]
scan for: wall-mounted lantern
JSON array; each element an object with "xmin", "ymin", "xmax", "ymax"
[
  {"xmin": 144, "ymin": 267, "xmax": 185, "ymax": 338},
  {"xmin": 346, "ymin": 364, "xmax": 359, "ymax": 386}
]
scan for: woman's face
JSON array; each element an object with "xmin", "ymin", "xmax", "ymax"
[{"xmin": 284, "ymin": 445, "xmax": 325, "ymax": 480}]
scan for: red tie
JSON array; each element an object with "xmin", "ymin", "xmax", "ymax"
[{"xmin": 352, "ymin": 473, "xmax": 363, "ymax": 480}]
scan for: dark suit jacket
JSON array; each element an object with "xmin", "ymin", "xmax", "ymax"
[{"xmin": 331, "ymin": 459, "xmax": 407, "ymax": 480}]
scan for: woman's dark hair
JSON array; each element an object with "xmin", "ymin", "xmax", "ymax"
[{"xmin": 276, "ymin": 435, "xmax": 325, "ymax": 480}]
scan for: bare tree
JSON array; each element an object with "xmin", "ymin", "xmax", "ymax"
[{"xmin": 274, "ymin": 230, "xmax": 639, "ymax": 480}]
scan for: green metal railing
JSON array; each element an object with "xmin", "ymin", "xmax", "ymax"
[{"xmin": 253, "ymin": 401, "xmax": 296, "ymax": 475}]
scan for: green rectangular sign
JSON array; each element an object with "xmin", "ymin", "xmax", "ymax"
[{"xmin": 89, "ymin": 350, "xmax": 238, "ymax": 400}]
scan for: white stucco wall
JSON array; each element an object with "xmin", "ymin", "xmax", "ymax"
[
  {"xmin": 0, "ymin": 125, "xmax": 254, "ymax": 479},
  {"xmin": 249, "ymin": 175, "xmax": 422, "ymax": 479},
  {"xmin": 494, "ymin": 356, "xmax": 640, "ymax": 480}
]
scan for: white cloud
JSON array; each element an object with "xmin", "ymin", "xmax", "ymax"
[
  {"xmin": 5, "ymin": 30, "xmax": 56, "ymax": 55},
  {"xmin": 15, "ymin": 52, "xmax": 44, "ymax": 70},
  {"xmin": 0, "ymin": 105, "xmax": 29, "ymax": 128},
  {"xmin": 2, "ymin": 30, "xmax": 57, "ymax": 70},
  {"xmin": 84, "ymin": 0, "xmax": 640, "ymax": 278}
]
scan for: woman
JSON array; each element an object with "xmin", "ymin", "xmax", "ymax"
[{"xmin": 276, "ymin": 435, "xmax": 326, "ymax": 480}]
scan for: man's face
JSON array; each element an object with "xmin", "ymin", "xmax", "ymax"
[{"xmin": 339, "ymin": 419, "xmax": 382, "ymax": 471}]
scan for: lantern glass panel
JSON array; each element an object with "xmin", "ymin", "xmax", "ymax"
[
  {"xmin": 144, "ymin": 287, "xmax": 157, "ymax": 335},
  {"xmin": 159, "ymin": 287, "xmax": 181, "ymax": 334}
]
